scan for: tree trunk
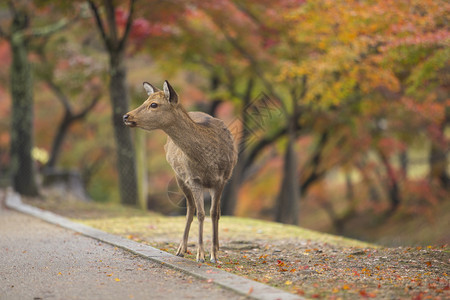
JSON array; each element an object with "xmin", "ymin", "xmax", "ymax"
[
  {"xmin": 378, "ymin": 149, "xmax": 401, "ymax": 214},
  {"xmin": 275, "ymin": 121, "xmax": 300, "ymax": 225},
  {"xmin": 221, "ymin": 154, "xmax": 244, "ymax": 215},
  {"xmin": 399, "ymin": 149, "xmax": 408, "ymax": 179},
  {"xmin": 9, "ymin": 10, "xmax": 39, "ymax": 196},
  {"xmin": 429, "ymin": 142, "xmax": 449, "ymax": 191},
  {"xmin": 429, "ymin": 109, "xmax": 449, "ymax": 191},
  {"xmin": 109, "ymin": 51, "xmax": 138, "ymax": 205}
]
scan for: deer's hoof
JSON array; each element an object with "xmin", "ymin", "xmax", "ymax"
[
  {"xmin": 210, "ymin": 258, "xmax": 217, "ymax": 264},
  {"xmin": 176, "ymin": 252, "xmax": 184, "ymax": 257},
  {"xmin": 197, "ymin": 258, "xmax": 205, "ymax": 263}
]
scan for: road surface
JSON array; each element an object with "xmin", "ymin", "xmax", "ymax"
[{"xmin": 0, "ymin": 208, "xmax": 243, "ymax": 300}]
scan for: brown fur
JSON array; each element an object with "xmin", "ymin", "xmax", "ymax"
[{"xmin": 124, "ymin": 81, "xmax": 237, "ymax": 263}]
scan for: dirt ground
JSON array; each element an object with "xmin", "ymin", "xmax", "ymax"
[
  {"xmin": 144, "ymin": 236, "xmax": 448, "ymax": 299},
  {"xmin": 25, "ymin": 197, "xmax": 450, "ymax": 299},
  {"xmin": 215, "ymin": 240, "xmax": 448, "ymax": 299}
]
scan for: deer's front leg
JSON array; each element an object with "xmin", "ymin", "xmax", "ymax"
[
  {"xmin": 175, "ymin": 178, "xmax": 195, "ymax": 257},
  {"xmin": 176, "ymin": 201, "xmax": 194, "ymax": 257}
]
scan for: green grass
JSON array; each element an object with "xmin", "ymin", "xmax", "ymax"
[{"xmin": 29, "ymin": 197, "xmax": 373, "ymax": 248}]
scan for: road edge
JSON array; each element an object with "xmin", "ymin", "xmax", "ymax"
[{"xmin": 5, "ymin": 189, "xmax": 303, "ymax": 300}]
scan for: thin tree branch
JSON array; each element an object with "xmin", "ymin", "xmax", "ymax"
[
  {"xmin": 244, "ymin": 126, "xmax": 288, "ymax": 170},
  {"xmin": 300, "ymin": 131, "xmax": 330, "ymax": 195},
  {"xmin": 73, "ymin": 95, "xmax": 101, "ymax": 121},
  {"xmin": 29, "ymin": 18, "xmax": 72, "ymax": 38},
  {"xmin": 118, "ymin": 0, "xmax": 136, "ymax": 52},
  {"xmin": 88, "ymin": 0, "xmax": 111, "ymax": 51},
  {"xmin": 46, "ymin": 79, "xmax": 72, "ymax": 114},
  {"xmin": 210, "ymin": 16, "xmax": 288, "ymax": 115}
]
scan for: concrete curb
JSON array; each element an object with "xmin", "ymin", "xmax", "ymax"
[{"xmin": 5, "ymin": 190, "xmax": 303, "ymax": 300}]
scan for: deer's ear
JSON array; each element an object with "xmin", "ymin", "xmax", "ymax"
[
  {"xmin": 143, "ymin": 82, "xmax": 160, "ymax": 95},
  {"xmin": 163, "ymin": 80, "xmax": 178, "ymax": 105}
]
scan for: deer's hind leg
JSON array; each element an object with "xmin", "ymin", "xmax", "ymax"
[
  {"xmin": 210, "ymin": 184, "xmax": 224, "ymax": 263},
  {"xmin": 175, "ymin": 177, "xmax": 195, "ymax": 257}
]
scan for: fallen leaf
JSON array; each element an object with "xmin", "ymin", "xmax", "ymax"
[
  {"xmin": 115, "ymin": 278, "xmax": 120, "ymax": 282},
  {"xmin": 247, "ymin": 287, "xmax": 253, "ymax": 295}
]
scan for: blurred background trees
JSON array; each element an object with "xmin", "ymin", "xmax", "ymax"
[{"xmin": 0, "ymin": 0, "xmax": 448, "ymax": 244}]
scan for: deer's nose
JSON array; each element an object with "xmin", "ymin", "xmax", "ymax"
[{"xmin": 123, "ymin": 114, "xmax": 129, "ymax": 122}]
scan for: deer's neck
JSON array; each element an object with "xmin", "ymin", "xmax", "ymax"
[{"xmin": 163, "ymin": 110, "xmax": 207, "ymax": 159}]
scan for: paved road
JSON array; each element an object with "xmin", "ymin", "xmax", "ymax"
[{"xmin": 0, "ymin": 208, "xmax": 242, "ymax": 300}]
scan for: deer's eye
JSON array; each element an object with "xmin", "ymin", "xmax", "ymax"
[{"xmin": 150, "ymin": 102, "xmax": 158, "ymax": 109}]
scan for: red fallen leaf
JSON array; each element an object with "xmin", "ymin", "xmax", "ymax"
[
  {"xmin": 296, "ymin": 289, "xmax": 305, "ymax": 295},
  {"xmin": 354, "ymin": 271, "xmax": 360, "ymax": 276},
  {"xmin": 425, "ymin": 261, "xmax": 432, "ymax": 267},
  {"xmin": 311, "ymin": 294, "xmax": 320, "ymax": 298},
  {"xmin": 359, "ymin": 290, "xmax": 376, "ymax": 298},
  {"xmin": 247, "ymin": 287, "xmax": 253, "ymax": 295}
]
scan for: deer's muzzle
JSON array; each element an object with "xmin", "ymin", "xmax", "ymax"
[{"xmin": 123, "ymin": 114, "xmax": 137, "ymax": 127}]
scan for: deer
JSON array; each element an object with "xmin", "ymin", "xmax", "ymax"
[{"xmin": 123, "ymin": 80, "xmax": 237, "ymax": 263}]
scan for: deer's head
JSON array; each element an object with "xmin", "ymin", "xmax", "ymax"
[{"xmin": 123, "ymin": 80, "xmax": 179, "ymax": 131}]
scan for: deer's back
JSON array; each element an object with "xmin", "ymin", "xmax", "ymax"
[{"xmin": 165, "ymin": 112, "xmax": 237, "ymax": 188}]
